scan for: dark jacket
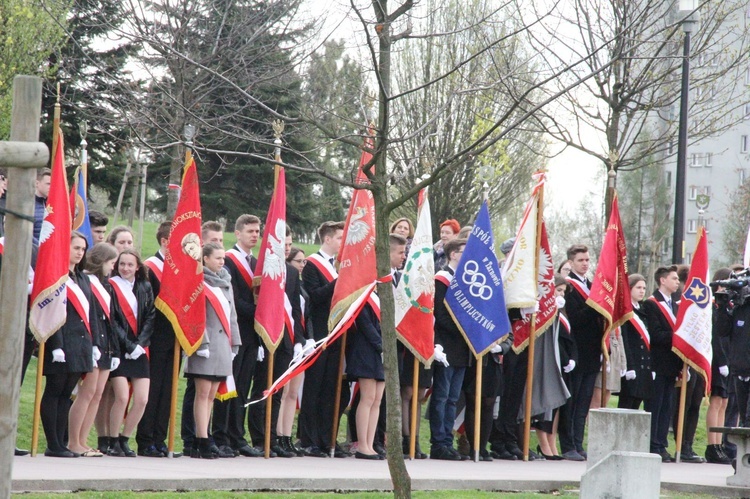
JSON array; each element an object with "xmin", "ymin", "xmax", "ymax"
[
  {"xmin": 619, "ymin": 304, "xmax": 653, "ymax": 400},
  {"xmin": 280, "ymin": 263, "xmax": 305, "ymax": 354},
  {"xmin": 301, "ymin": 252, "xmax": 337, "ymax": 341},
  {"xmin": 557, "ymin": 312, "xmax": 578, "ymax": 370},
  {"xmin": 434, "ymin": 267, "xmax": 472, "ymax": 368},
  {"xmin": 564, "ymin": 274, "xmax": 605, "ymax": 373},
  {"xmin": 642, "ymin": 291, "xmax": 681, "ymax": 377},
  {"xmin": 711, "ymin": 302, "xmax": 732, "ymax": 389},
  {"xmin": 45, "ymin": 269, "xmax": 98, "ymax": 374},
  {"xmin": 346, "ymin": 303, "xmax": 384, "ymax": 380},
  {"xmin": 223, "ymin": 246, "xmax": 258, "ymax": 349},
  {"xmin": 146, "ymin": 252, "xmax": 176, "ymax": 351},
  {"xmin": 110, "ymin": 277, "xmax": 155, "ymax": 355},
  {"xmin": 87, "ymin": 274, "xmax": 121, "ymax": 366},
  {"xmin": 725, "ymin": 302, "xmax": 750, "ymax": 376}
]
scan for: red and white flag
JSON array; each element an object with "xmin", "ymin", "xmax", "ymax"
[
  {"xmin": 395, "ymin": 189, "xmax": 435, "ymax": 365},
  {"xmin": 254, "ymin": 167, "xmax": 287, "ymax": 353},
  {"xmin": 29, "ymin": 130, "xmax": 71, "ymax": 343},
  {"xmin": 154, "ymin": 156, "xmax": 205, "ymax": 355},
  {"xmin": 328, "ymin": 133, "xmax": 377, "ymax": 332},
  {"xmin": 511, "ymin": 222, "xmax": 556, "ymax": 353},
  {"xmin": 672, "ymin": 226, "xmax": 713, "ymax": 392},
  {"xmin": 586, "ymin": 192, "xmax": 633, "ymax": 352}
]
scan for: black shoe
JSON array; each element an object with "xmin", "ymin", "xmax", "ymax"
[
  {"xmin": 285, "ymin": 438, "xmax": 305, "ymax": 457},
  {"xmin": 505, "ymin": 443, "xmax": 524, "ymax": 460},
  {"xmin": 478, "ymin": 449, "xmax": 493, "ymax": 462},
  {"xmin": 355, "ymin": 451, "xmax": 382, "ymax": 460},
  {"xmin": 527, "ymin": 449, "xmax": 545, "ymax": 461},
  {"xmin": 253, "ymin": 445, "xmax": 277, "ymax": 458},
  {"xmin": 430, "ymin": 446, "xmax": 461, "ymax": 461},
  {"xmin": 215, "ymin": 445, "xmax": 236, "ymax": 458},
  {"xmin": 192, "ymin": 438, "xmax": 218, "ymax": 459},
  {"xmin": 236, "ymin": 444, "xmax": 264, "ymax": 457},
  {"xmin": 107, "ymin": 438, "xmax": 125, "ymax": 457},
  {"xmin": 414, "ymin": 441, "xmax": 428, "ymax": 460},
  {"xmin": 577, "ymin": 449, "xmax": 588, "ymax": 460},
  {"xmin": 705, "ymin": 444, "xmax": 731, "ymax": 465},
  {"xmin": 655, "ymin": 450, "xmax": 673, "ymax": 463},
  {"xmin": 537, "ymin": 445, "xmax": 563, "ymax": 461},
  {"xmin": 302, "ymin": 445, "xmax": 328, "ymax": 458},
  {"xmin": 490, "ymin": 447, "xmax": 518, "ymax": 460},
  {"xmin": 118, "ymin": 435, "xmax": 136, "ymax": 457},
  {"xmin": 561, "ymin": 450, "xmax": 585, "ymax": 461},
  {"xmin": 373, "ymin": 443, "xmax": 386, "ymax": 457},
  {"xmin": 272, "ymin": 438, "xmax": 295, "ymax": 458},
  {"xmin": 328, "ymin": 444, "xmax": 350, "ymax": 458},
  {"xmin": 44, "ymin": 448, "xmax": 78, "ymax": 458},
  {"xmin": 14, "ymin": 448, "xmax": 30, "ymax": 456},
  {"xmin": 680, "ymin": 447, "xmax": 706, "ymax": 463},
  {"xmin": 138, "ymin": 445, "xmax": 163, "ymax": 457},
  {"xmin": 450, "ymin": 446, "xmax": 471, "ymax": 460},
  {"xmin": 97, "ymin": 436, "xmax": 110, "ymax": 454},
  {"xmin": 155, "ymin": 445, "xmax": 182, "ymax": 458}
]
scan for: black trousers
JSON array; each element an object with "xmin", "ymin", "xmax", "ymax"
[
  {"xmin": 247, "ymin": 347, "xmax": 290, "ymax": 446},
  {"xmin": 212, "ymin": 338, "xmax": 257, "ymax": 449},
  {"xmin": 137, "ymin": 347, "xmax": 176, "ymax": 450},
  {"xmin": 298, "ymin": 343, "xmax": 350, "ymax": 450},
  {"xmin": 489, "ymin": 350, "xmax": 526, "ymax": 450},
  {"xmin": 181, "ymin": 377, "xmax": 196, "ymax": 449},
  {"xmin": 21, "ymin": 332, "xmax": 35, "ymax": 385},
  {"xmin": 557, "ymin": 370, "xmax": 576, "ymax": 453},
  {"xmin": 569, "ymin": 369, "xmax": 597, "ymax": 452},
  {"xmin": 41, "ymin": 372, "xmax": 80, "ymax": 452},
  {"xmin": 672, "ymin": 370, "xmax": 704, "ymax": 448},
  {"xmin": 617, "ymin": 394, "xmax": 644, "ymax": 410},
  {"xmin": 644, "ymin": 374, "xmax": 675, "ymax": 453},
  {"xmin": 734, "ymin": 376, "xmax": 750, "ymax": 427}
]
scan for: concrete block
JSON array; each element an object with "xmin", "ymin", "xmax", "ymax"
[
  {"xmin": 587, "ymin": 408, "xmax": 650, "ymax": 468},
  {"xmin": 580, "ymin": 451, "xmax": 661, "ymax": 499}
]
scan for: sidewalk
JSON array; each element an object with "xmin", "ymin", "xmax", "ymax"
[{"xmin": 10, "ymin": 454, "xmax": 749, "ymax": 496}]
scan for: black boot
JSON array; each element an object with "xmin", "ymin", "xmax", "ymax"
[
  {"xmin": 107, "ymin": 436, "xmax": 125, "ymax": 457},
  {"xmin": 706, "ymin": 444, "xmax": 731, "ymax": 464},
  {"xmin": 286, "ymin": 436, "xmax": 304, "ymax": 457},
  {"xmin": 272, "ymin": 436, "xmax": 295, "ymax": 458},
  {"xmin": 97, "ymin": 436, "xmax": 110, "ymax": 454},
  {"xmin": 118, "ymin": 435, "xmax": 136, "ymax": 457},
  {"xmin": 402, "ymin": 436, "xmax": 410, "ymax": 456},
  {"xmin": 196, "ymin": 438, "xmax": 218, "ymax": 459}
]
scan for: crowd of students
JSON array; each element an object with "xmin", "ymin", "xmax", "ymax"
[{"xmin": 2, "ymin": 168, "xmax": 741, "ymax": 464}]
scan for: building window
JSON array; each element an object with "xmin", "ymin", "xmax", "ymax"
[
  {"xmin": 746, "ymin": 67, "xmax": 750, "ymax": 85},
  {"xmin": 690, "ymin": 153, "xmax": 702, "ymax": 167},
  {"xmin": 688, "ymin": 186, "xmax": 698, "ymax": 200},
  {"xmin": 696, "ymin": 86, "xmax": 704, "ymax": 100},
  {"xmin": 668, "ymin": 140, "xmax": 675, "ymax": 155},
  {"xmin": 705, "ymin": 152, "xmax": 713, "ymax": 167},
  {"xmin": 742, "ymin": 135, "xmax": 749, "ymax": 153},
  {"xmin": 687, "ymin": 220, "xmax": 697, "ymax": 234},
  {"xmin": 741, "ymin": 169, "xmax": 747, "ymax": 185},
  {"xmin": 661, "ymin": 239, "xmax": 669, "ymax": 255},
  {"xmin": 745, "ymin": 103, "xmax": 750, "ymax": 120},
  {"xmin": 666, "ymin": 171, "xmax": 672, "ymax": 186},
  {"xmin": 686, "ymin": 253, "xmax": 692, "ymax": 265}
]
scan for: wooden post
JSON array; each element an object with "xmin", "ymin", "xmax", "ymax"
[
  {"xmin": 408, "ymin": 357, "xmax": 419, "ymax": 460},
  {"xmin": 0, "ymin": 76, "xmax": 48, "ymax": 498},
  {"xmin": 473, "ymin": 355, "xmax": 483, "ymax": 462},
  {"xmin": 167, "ymin": 337, "xmax": 180, "ymax": 457},
  {"xmin": 330, "ymin": 332, "xmax": 347, "ymax": 457},
  {"xmin": 264, "ymin": 352, "xmax": 275, "ymax": 458},
  {"xmin": 675, "ymin": 363, "xmax": 689, "ymax": 463}
]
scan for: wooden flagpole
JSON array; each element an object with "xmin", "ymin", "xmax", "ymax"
[
  {"xmin": 675, "ymin": 363, "xmax": 688, "ymax": 463},
  {"xmin": 409, "ymin": 357, "xmax": 419, "ymax": 459},
  {"xmin": 522, "ymin": 176, "xmax": 545, "ymax": 461},
  {"xmin": 31, "ymin": 84, "xmax": 61, "ymax": 457},
  {"xmin": 330, "ymin": 332, "xmax": 347, "ymax": 457},
  {"xmin": 473, "ymin": 355, "xmax": 483, "ymax": 462}
]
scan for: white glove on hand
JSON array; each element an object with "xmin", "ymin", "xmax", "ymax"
[
  {"xmin": 92, "ymin": 346, "xmax": 102, "ymax": 361},
  {"xmin": 231, "ymin": 352, "xmax": 237, "ymax": 361},
  {"xmin": 520, "ymin": 301, "xmax": 540, "ymax": 316},
  {"xmin": 625, "ymin": 370, "xmax": 636, "ymax": 380},
  {"xmin": 293, "ymin": 343, "xmax": 303, "ymax": 359},
  {"xmin": 196, "ymin": 349, "xmax": 210, "ymax": 359},
  {"xmin": 433, "ymin": 344, "xmax": 449, "ymax": 367},
  {"xmin": 52, "ymin": 348, "xmax": 66, "ymax": 363},
  {"xmin": 490, "ymin": 343, "xmax": 504, "ymax": 354},
  {"xmin": 563, "ymin": 359, "xmax": 576, "ymax": 373},
  {"xmin": 303, "ymin": 339, "xmax": 316, "ymax": 355},
  {"xmin": 257, "ymin": 346, "xmax": 265, "ymax": 362},
  {"xmin": 652, "ymin": 371, "xmax": 656, "ymax": 380},
  {"xmin": 687, "ymin": 370, "xmax": 691, "ymax": 382},
  {"xmin": 720, "ymin": 365, "xmax": 729, "ymax": 377},
  {"xmin": 129, "ymin": 345, "xmax": 146, "ymax": 360},
  {"xmin": 111, "ymin": 357, "xmax": 120, "ymax": 371}
]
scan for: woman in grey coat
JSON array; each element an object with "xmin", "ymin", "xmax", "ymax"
[{"xmin": 185, "ymin": 242, "xmax": 241, "ymax": 458}]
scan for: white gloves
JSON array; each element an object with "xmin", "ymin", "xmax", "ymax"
[
  {"xmin": 52, "ymin": 348, "xmax": 66, "ymax": 363},
  {"xmin": 490, "ymin": 343, "xmax": 504, "ymax": 354},
  {"xmin": 231, "ymin": 352, "xmax": 237, "ymax": 361},
  {"xmin": 303, "ymin": 339, "xmax": 316, "ymax": 355},
  {"xmin": 196, "ymin": 349, "xmax": 210, "ymax": 359},
  {"xmin": 294, "ymin": 343, "xmax": 303, "ymax": 358},
  {"xmin": 520, "ymin": 301, "xmax": 541, "ymax": 316},
  {"xmin": 257, "ymin": 346, "xmax": 265, "ymax": 362},
  {"xmin": 720, "ymin": 365, "xmax": 729, "ymax": 377},
  {"xmin": 652, "ymin": 371, "xmax": 656, "ymax": 380},
  {"xmin": 434, "ymin": 344, "xmax": 449, "ymax": 367},
  {"xmin": 563, "ymin": 359, "xmax": 576, "ymax": 373},
  {"xmin": 126, "ymin": 345, "xmax": 146, "ymax": 360},
  {"xmin": 92, "ymin": 346, "xmax": 101, "ymax": 362},
  {"xmin": 111, "ymin": 357, "xmax": 120, "ymax": 371},
  {"xmin": 625, "ymin": 370, "xmax": 636, "ymax": 380}
]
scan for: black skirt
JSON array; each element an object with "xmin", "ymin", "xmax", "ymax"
[
  {"xmin": 110, "ymin": 354, "xmax": 149, "ymax": 379},
  {"xmin": 185, "ymin": 373, "xmax": 226, "ymax": 382},
  {"xmin": 399, "ymin": 346, "xmax": 432, "ymax": 388}
]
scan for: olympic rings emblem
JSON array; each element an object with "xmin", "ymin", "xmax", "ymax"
[{"xmin": 462, "ymin": 260, "xmax": 493, "ymax": 300}]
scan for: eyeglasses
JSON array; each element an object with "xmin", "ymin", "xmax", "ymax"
[{"xmin": 292, "ymin": 258, "xmax": 307, "ymax": 265}]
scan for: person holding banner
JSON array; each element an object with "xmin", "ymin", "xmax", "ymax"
[
  {"xmin": 617, "ymin": 274, "xmax": 654, "ymax": 410},
  {"xmin": 429, "ymin": 237, "xmax": 470, "ymax": 461},
  {"xmin": 41, "ymin": 231, "xmax": 98, "ymax": 457},
  {"xmin": 107, "ymin": 249, "xmax": 155, "ymax": 457},
  {"xmin": 642, "ymin": 265, "xmax": 681, "ymax": 462},
  {"xmin": 185, "ymin": 243, "xmax": 240, "ymax": 459},
  {"xmin": 67, "ymin": 242, "xmax": 119, "ymax": 457}
]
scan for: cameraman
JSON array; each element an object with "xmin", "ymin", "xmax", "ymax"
[{"xmin": 718, "ymin": 269, "xmax": 750, "ymax": 429}]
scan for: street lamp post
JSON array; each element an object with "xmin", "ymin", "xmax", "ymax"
[{"xmin": 672, "ymin": 1, "xmax": 699, "ymax": 264}]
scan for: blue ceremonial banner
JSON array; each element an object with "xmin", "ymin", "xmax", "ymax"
[
  {"xmin": 71, "ymin": 168, "xmax": 93, "ymax": 247},
  {"xmin": 445, "ymin": 201, "xmax": 512, "ymax": 357}
]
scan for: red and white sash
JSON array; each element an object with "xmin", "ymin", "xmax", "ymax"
[
  {"xmin": 648, "ymin": 295, "xmax": 676, "ymax": 331},
  {"xmin": 88, "ymin": 274, "xmax": 111, "ymax": 321},
  {"xmin": 144, "ymin": 256, "xmax": 164, "ymax": 282},
  {"xmin": 284, "ymin": 293, "xmax": 295, "ymax": 341},
  {"xmin": 0, "ymin": 237, "xmax": 4, "ymax": 254},
  {"xmin": 306, "ymin": 252, "xmax": 338, "ymax": 282},
  {"xmin": 435, "ymin": 269, "xmax": 453, "ymax": 288},
  {"xmin": 629, "ymin": 310, "xmax": 651, "ymax": 349},
  {"xmin": 66, "ymin": 277, "xmax": 91, "ymax": 335},
  {"xmin": 566, "ymin": 276, "xmax": 590, "ymax": 298},
  {"xmin": 225, "ymin": 248, "xmax": 255, "ymax": 288},
  {"xmin": 110, "ymin": 276, "xmax": 139, "ymax": 335},
  {"xmin": 205, "ymin": 283, "xmax": 232, "ymax": 343},
  {"xmin": 558, "ymin": 313, "xmax": 571, "ymax": 334}
]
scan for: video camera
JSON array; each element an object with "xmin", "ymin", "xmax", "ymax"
[{"xmin": 712, "ymin": 268, "xmax": 750, "ymax": 308}]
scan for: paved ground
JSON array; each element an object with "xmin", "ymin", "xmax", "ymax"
[{"xmin": 10, "ymin": 454, "xmax": 749, "ymax": 496}]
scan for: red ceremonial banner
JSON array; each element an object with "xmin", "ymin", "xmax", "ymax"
[
  {"xmin": 30, "ymin": 130, "xmax": 72, "ymax": 343},
  {"xmin": 586, "ymin": 192, "xmax": 633, "ymax": 354},
  {"xmin": 154, "ymin": 156, "xmax": 205, "ymax": 355},
  {"xmin": 328, "ymin": 133, "xmax": 377, "ymax": 331},
  {"xmin": 254, "ymin": 166, "xmax": 287, "ymax": 352}
]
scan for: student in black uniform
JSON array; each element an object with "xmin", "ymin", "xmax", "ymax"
[{"xmin": 618, "ymin": 274, "xmax": 653, "ymax": 410}]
